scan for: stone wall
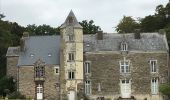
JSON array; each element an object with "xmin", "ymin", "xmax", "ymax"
[
  {"xmin": 6, "ymin": 56, "xmax": 18, "ymax": 80},
  {"xmin": 18, "ymin": 65, "xmax": 60, "ymax": 100},
  {"xmin": 84, "ymin": 51, "xmax": 169, "ymax": 100}
]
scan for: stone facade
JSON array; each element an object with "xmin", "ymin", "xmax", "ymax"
[
  {"xmin": 84, "ymin": 51, "xmax": 169, "ymax": 100},
  {"xmin": 18, "ymin": 65, "xmax": 60, "ymax": 99},
  {"xmin": 6, "ymin": 56, "xmax": 19, "ymax": 80}
]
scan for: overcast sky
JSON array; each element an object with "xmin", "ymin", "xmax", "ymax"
[{"xmin": 0, "ymin": 0, "xmax": 169, "ymax": 32}]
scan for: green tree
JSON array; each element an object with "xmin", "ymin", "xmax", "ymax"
[
  {"xmin": 79, "ymin": 20, "xmax": 101, "ymax": 34},
  {"xmin": 25, "ymin": 24, "xmax": 60, "ymax": 35},
  {"xmin": 0, "ymin": 77, "xmax": 16, "ymax": 96},
  {"xmin": 160, "ymin": 84, "xmax": 170, "ymax": 98},
  {"xmin": 8, "ymin": 91, "xmax": 26, "ymax": 99},
  {"xmin": 116, "ymin": 16, "xmax": 140, "ymax": 33},
  {"xmin": 0, "ymin": 14, "xmax": 5, "ymax": 20}
]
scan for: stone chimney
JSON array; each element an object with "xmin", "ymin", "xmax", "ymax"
[
  {"xmin": 134, "ymin": 29, "xmax": 141, "ymax": 39},
  {"xmin": 20, "ymin": 32, "xmax": 29, "ymax": 51},
  {"xmin": 23, "ymin": 32, "xmax": 29, "ymax": 38},
  {"xmin": 159, "ymin": 29, "xmax": 166, "ymax": 35},
  {"xmin": 97, "ymin": 31, "xmax": 103, "ymax": 40},
  {"xmin": 20, "ymin": 37, "xmax": 25, "ymax": 52}
]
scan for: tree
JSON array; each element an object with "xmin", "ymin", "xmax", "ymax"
[
  {"xmin": 160, "ymin": 84, "xmax": 170, "ymax": 98},
  {"xmin": 79, "ymin": 20, "xmax": 101, "ymax": 34},
  {"xmin": 25, "ymin": 24, "xmax": 60, "ymax": 35},
  {"xmin": 116, "ymin": 16, "xmax": 140, "ymax": 33},
  {"xmin": 0, "ymin": 77, "xmax": 16, "ymax": 97},
  {"xmin": 0, "ymin": 14, "xmax": 5, "ymax": 20}
]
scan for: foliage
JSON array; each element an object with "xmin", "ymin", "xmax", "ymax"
[
  {"xmin": 159, "ymin": 84, "xmax": 170, "ymax": 96},
  {"xmin": 25, "ymin": 24, "xmax": 60, "ymax": 35},
  {"xmin": 116, "ymin": 16, "xmax": 140, "ymax": 33},
  {"xmin": 8, "ymin": 91, "xmax": 26, "ymax": 99},
  {"xmin": 0, "ymin": 19, "xmax": 24, "ymax": 78},
  {"xmin": 0, "ymin": 76, "xmax": 16, "ymax": 96},
  {"xmin": 79, "ymin": 20, "xmax": 101, "ymax": 34},
  {"xmin": 0, "ymin": 14, "xmax": 5, "ymax": 20}
]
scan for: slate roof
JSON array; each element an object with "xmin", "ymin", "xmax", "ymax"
[
  {"xmin": 7, "ymin": 32, "xmax": 168, "ymax": 66},
  {"xmin": 17, "ymin": 35, "xmax": 60, "ymax": 66},
  {"xmin": 60, "ymin": 10, "xmax": 82, "ymax": 28},
  {"xmin": 83, "ymin": 33, "xmax": 169, "ymax": 52}
]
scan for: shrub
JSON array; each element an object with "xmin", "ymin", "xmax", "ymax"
[{"xmin": 8, "ymin": 91, "xmax": 26, "ymax": 99}]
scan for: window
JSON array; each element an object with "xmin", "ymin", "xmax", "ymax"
[
  {"xmin": 68, "ymin": 35, "xmax": 74, "ymax": 41},
  {"xmin": 54, "ymin": 67, "xmax": 59, "ymax": 74},
  {"xmin": 85, "ymin": 62, "xmax": 91, "ymax": 74},
  {"xmin": 151, "ymin": 78, "xmax": 158, "ymax": 94},
  {"xmin": 68, "ymin": 71, "xmax": 75, "ymax": 79},
  {"xmin": 36, "ymin": 84, "xmax": 43, "ymax": 93},
  {"xmin": 68, "ymin": 16, "xmax": 73, "ymax": 23},
  {"xmin": 120, "ymin": 60, "xmax": 130, "ymax": 73},
  {"xmin": 36, "ymin": 84, "xmax": 43, "ymax": 100},
  {"xmin": 150, "ymin": 60, "xmax": 157, "ymax": 73},
  {"xmin": 35, "ymin": 66, "xmax": 45, "ymax": 77},
  {"xmin": 121, "ymin": 42, "xmax": 128, "ymax": 51},
  {"xmin": 68, "ymin": 53, "xmax": 75, "ymax": 61},
  {"xmin": 85, "ymin": 80, "xmax": 91, "ymax": 95}
]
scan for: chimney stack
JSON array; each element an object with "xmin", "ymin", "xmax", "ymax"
[
  {"xmin": 20, "ymin": 37, "xmax": 25, "ymax": 52},
  {"xmin": 20, "ymin": 32, "xmax": 29, "ymax": 52},
  {"xmin": 23, "ymin": 32, "xmax": 29, "ymax": 38},
  {"xmin": 134, "ymin": 29, "xmax": 141, "ymax": 39},
  {"xmin": 97, "ymin": 31, "xmax": 103, "ymax": 40}
]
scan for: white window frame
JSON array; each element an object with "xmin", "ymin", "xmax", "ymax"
[
  {"xmin": 150, "ymin": 60, "xmax": 157, "ymax": 73},
  {"xmin": 54, "ymin": 66, "xmax": 59, "ymax": 75},
  {"xmin": 121, "ymin": 42, "xmax": 128, "ymax": 51},
  {"xmin": 151, "ymin": 78, "xmax": 158, "ymax": 95},
  {"xmin": 37, "ymin": 84, "xmax": 43, "ymax": 93},
  {"xmin": 68, "ymin": 70, "xmax": 75, "ymax": 80},
  {"xmin": 36, "ymin": 84, "xmax": 43, "ymax": 100},
  {"xmin": 85, "ymin": 80, "xmax": 91, "ymax": 95},
  {"xmin": 84, "ymin": 61, "xmax": 91, "ymax": 74},
  {"xmin": 120, "ymin": 60, "xmax": 130, "ymax": 73},
  {"xmin": 68, "ymin": 52, "xmax": 75, "ymax": 61}
]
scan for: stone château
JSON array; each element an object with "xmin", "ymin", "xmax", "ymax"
[{"xmin": 6, "ymin": 11, "xmax": 169, "ymax": 100}]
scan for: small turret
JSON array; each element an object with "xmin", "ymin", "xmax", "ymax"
[{"xmin": 60, "ymin": 10, "xmax": 82, "ymax": 29}]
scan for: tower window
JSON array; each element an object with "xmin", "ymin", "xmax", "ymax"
[
  {"xmin": 68, "ymin": 53, "xmax": 75, "ymax": 61},
  {"xmin": 68, "ymin": 35, "xmax": 74, "ymax": 41},
  {"xmin": 121, "ymin": 42, "xmax": 128, "ymax": 51},
  {"xmin": 68, "ymin": 71, "xmax": 75, "ymax": 79},
  {"xmin": 68, "ymin": 17, "xmax": 73, "ymax": 23}
]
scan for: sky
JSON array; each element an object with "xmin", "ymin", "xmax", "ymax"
[{"xmin": 0, "ymin": 0, "xmax": 169, "ymax": 33}]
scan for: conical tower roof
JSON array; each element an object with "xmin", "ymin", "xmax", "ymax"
[{"xmin": 60, "ymin": 10, "xmax": 82, "ymax": 28}]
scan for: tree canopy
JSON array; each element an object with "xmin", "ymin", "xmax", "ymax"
[
  {"xmin": 79, "ymin": 20, "xmax": 101, "ymax": 34},
  {"xmin": 116, "ymin": 3, "xmax": 170, "ymax": 36},
  {"xmin": 116, "ymin": 16, "xmax": 140, "ymax": 33}
]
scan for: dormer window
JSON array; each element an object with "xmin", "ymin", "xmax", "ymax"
[
  {"xmin": 68, "ymin": 17, "xmax": 73, "ymax": 24},
  {"xmin": 68, "ymin": 34, "xmax": 74, "ymax": 41},
  {"xmin": 34, "ymin": 60, "xmax": 45, "ymax": 79},
  {"xmin": 121, "ymin": 42, "xmax": 128, "ymax": 51}
]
